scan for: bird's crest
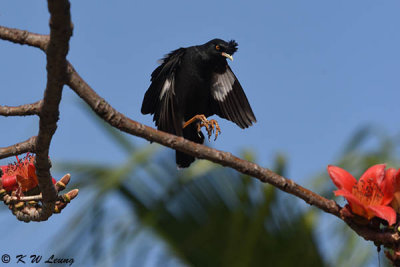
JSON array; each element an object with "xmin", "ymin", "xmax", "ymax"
[{"xmin": 228, "ymin": 40, "xmax": 238, "ymax": 54}]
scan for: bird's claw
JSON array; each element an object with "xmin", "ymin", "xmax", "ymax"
[
  {"xmin": 204, "ymin": 119, "xmax": 221, "ymax": 141},
  {"xmin": 184, "ymin": 114, "xmax": 221, "ymax": 141},
  {"xmin": 197, "ymin": 119, "xmax": 221, "ymax": 141}
]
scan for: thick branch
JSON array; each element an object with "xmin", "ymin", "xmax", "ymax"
[
  {"xmin": 0, "ymin": 136, "xmax": 37, "ymax": 159},
  {"xmin": 0, "ymin": 100, "xmax": 42, "ymax": 116},
  {"xmin": 33, "ymin": 0, "xmax": 73, "ymax": 209},
  {"xmin": 0, "ymin": 5, "xmax": 76, "ymax": 222}
]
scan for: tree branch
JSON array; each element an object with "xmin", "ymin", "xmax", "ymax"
[
  {"xmin": 0, "ymin": 136, "xmax": 37, "ymax": 159},
  {"xmin": 0, "ymin": 1, "xmax": 74, "ymax": 222},
  {"xmin": 66, "ymin": 63, "xmax": 400, "ymax": 250},
  {"xmin": 0, "ymin": 100, "xmax": 42, "ymax": 116},
  {"xmin": 66, "ymin": 63, "xmax": 340, "ymax": 214},
  {"xmin": 0, "ymin": 25, "xmax": 48, "ymax": 50},
  {"xmin": 343, "ymin": 216, "xmax": 400, "ymax": 247},
  {"xmin": 30, "ymin": 0, "xmax": 73, "ymax": 220},
  {"xmin": 34, "ymin": 0, "xmax": 72, "ymax": 207}
]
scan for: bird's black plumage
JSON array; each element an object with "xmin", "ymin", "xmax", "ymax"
[{"xmin": 141, "ymin": 39, "xmax": 256, "ymax": 167}]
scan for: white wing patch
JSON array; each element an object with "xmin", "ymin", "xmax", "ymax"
[
  {"xmin": 159, "ymin": 78, "xmax": 172, "ymax": 100},
  {"xmin": 212, "ymin": 70, "xmax": 235, "ymax": 102}
]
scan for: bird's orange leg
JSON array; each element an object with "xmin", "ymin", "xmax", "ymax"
[
  {"xmin": 183, "ymin": 114, "xmax": 208, "ymax": 129},
  {"xmin": 183, "ymin": 114, "xmax": 221, "ymax": 141}
]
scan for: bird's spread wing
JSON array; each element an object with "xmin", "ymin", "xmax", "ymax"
[
  {"xmin": 141, "ymin": 48, "xmax": 185, "ymax": 135},
  {"xmin": 211, "ymin": 66, "xmax": 256, "ymax": 128}
]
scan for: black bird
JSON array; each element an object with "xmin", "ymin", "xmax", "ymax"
[{"xmin": 141, "ymin": 39, "xmax": 256, "ymax": 168}]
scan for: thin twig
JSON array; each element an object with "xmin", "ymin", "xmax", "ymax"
[
  {"xmin": 0, "ymin": 25, "xmax": 48, "ymax": 50},
  {"xmin": 0, "ymin": 100, "xmax": 42, "ymax": 116},
  {"xmin": 0, "ymin": 136, "xmax": 37, "ymax": 159},
  {"xmin": 5, "ymin": 194, "xmax": 44, "ymax": 203}
]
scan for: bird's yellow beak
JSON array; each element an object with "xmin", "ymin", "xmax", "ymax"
[{"xmin": 221, "ymin": 52, "xmax": 233, "ymax": 61}]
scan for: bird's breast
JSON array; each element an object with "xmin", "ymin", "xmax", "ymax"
[{"xmin": 175, "ymin": 72, "xmax": 214, "ymax": 120}]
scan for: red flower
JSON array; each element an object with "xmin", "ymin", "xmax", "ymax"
[
  {"xmin": 1, "ymin": 164, "xmax": 18, "ymax": 192},
  {"xmin": 327, "ymin": 164, "xmax": 398, "ymax": 226},
  {"xmin": 391, "ymin": 171, "xmax": 400, "ymax": 213},
  {"xmin": 0, "ymin": 154, "xmax": 56, "ymax": 193}
]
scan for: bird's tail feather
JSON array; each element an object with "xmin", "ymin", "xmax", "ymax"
[
  {"xmin": 176, "ymin": 124, "xmax": 204, "ymax": 168},
  {"xmin": 176, "ymin": 151, "xmax": 195, "ymax": 168}
]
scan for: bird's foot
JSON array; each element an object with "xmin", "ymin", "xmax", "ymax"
[
  {"xmin": 183, "ymin": 114, "xmax": 208, "ymax": 129},
  {"xmin": 183, "ymin": 114, "xmax": 221, "ymax": 141},
  {"xmin": 200, "ymin": 119, "xmax": 221, "ymax": 141}
]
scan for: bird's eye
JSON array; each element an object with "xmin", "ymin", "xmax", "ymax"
[{"xmin": 215, "ymin": 45, "xmax": 220, "ymax": 50}]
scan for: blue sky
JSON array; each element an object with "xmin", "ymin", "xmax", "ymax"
[{"xmin": 1, "ymin": 0, "xmax": 400, "ymax": 265}]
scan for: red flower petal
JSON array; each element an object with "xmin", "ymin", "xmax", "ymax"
[
  {"xmin": 28, "ymin": 164, "xmax": 36, "ymax": 180},
  {"xmin": 367, "ymin": 205, "xmax": 397, "ymax": 226},
  {"xmin": 334, "ymin": 189, "xmax": 368, "ymax": 216},
  {"xmin": 327, "ymin": 165, "xmax": 357, "ymax": 192},
  {"xmin": 1, "ymin": 175, "xmax": 17, "ymax": 191},
  {"xmin": 1, "ymin": 166, "xmax": 17, "ymax": 191},
  {"xmin": 394, "ymin": 169, "xmax": 400, "ymax": 191},
  {"xmin": 359, "ymin": 164, "xmax": 386, "ymax": 185},
  {"xmin": 380, "ymin": 168, "xmax": 396, "ymax": 205},
  {"xmin": 1, "ymin": 154, "xmax": 54, "ymax": 192}
]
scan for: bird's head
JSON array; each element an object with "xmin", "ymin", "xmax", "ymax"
[{"xmin": 205, "ymin": 39, "xmax": 238, "ymax": 61}]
